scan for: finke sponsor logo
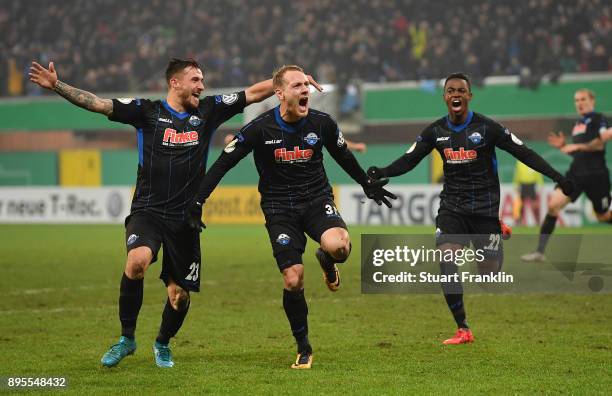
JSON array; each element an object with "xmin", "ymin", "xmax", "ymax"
[
  {"xmin": 162, "ymin": 128, "xmax": 199, "ymax": 147},
  {"xmin": 274, "ymin": 146, "xmax": 313, "ymax": 163},
  {"xmin": 443, "ymin": 147, "xmax": 477, "ymax": 163},
  {"xmin": 572, "ymin": 123, "xmax": 587, "ymax": 135}
]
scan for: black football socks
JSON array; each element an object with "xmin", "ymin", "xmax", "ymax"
[
  {"xmin": 119, "ymin": 273, "xmax": 143, "ymax": 339},
  {"xmin": 440, "ymin": 261, "xmax": 468, "ymax": 329},
  {"xmin": 283, "ymin": 288, "xmax": 310, "ymax": 353},
  {"xmin": 537, "ymin": 214, "xmax": 558, "ymax": 253},
  {"xmin": 156, "ymin": 297, "xmax": 190, "ymax": 345},
  {"xmin": 318, "ymin": 248, "xmax": 338, "ymax": 283}
]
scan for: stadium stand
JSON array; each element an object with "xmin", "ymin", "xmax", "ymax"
[{"xmin": 1, "ymin": 0, "xmax": 610, "ymax": 96}]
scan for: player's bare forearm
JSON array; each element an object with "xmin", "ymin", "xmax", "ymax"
[
  {"xmin": 244, "ymin": 74, "xmax": 322, "ymax": 105},
  {"xmin": 580, "ymin": 138, "xmax": 604, "ymax": 152},
  {"xmin": 54, "ymin": 80, "xmax": 113, "ymax": 116},
  {"xmin": 245, "ymin": 79, "xmax": 274, "ymax": 105},
  {"xmin": 560, "ymin": 139, "xmax": 603, "ymax": 154},
  {"xmin": 346, "ymin": 140, "xmax": 367, "ymax": 153}
]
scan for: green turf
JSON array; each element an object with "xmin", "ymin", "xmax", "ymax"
[{"xmin": 0, "ymin": 224, "xmax": 610, "ymax": 394}]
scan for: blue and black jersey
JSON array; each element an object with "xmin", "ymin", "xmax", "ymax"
[
  {"xmin": 195, "ymin": 107, "xmax": 369, "ymax": 211},
  {"xmin": 108, "ymin": 92, "xmax": 246, "ymax": 221},
  {"xmin": 380, "ymin": 111, "xmax": 564, "ymax": 218},
  {"xmin": 568, "ymin": 111, "xmax": 608, "ymax": 176}
]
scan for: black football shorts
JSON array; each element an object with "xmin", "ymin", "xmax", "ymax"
[
  {"xmin": 263, "ymin": 196, "xmax": 347, "ymax": 271},
  {"xmin": 564, "ymin": 170, "xmax": 611, "ymax": 214},
  {"xmin": 125, "ymin": 211, "xmax": 201, "ymax": 292},
  {"xmin": 435, "ymin": 208, "xmax": 503, "ymax": 261}
]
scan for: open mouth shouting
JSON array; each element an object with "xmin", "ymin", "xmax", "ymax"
[
  {"xmin": 298, "ymin": 96, "xmax": 309, "ymax": 113},
  {"xmin": 451, "ymin": 98, "xmax": 463, "ymax": 113},
  {"xmin": 188, "ymin": 91, "xmax": 201, "ymax": 107}
]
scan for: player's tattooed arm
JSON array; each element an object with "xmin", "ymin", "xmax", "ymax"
[
  {"xmin": 29, "ymin": 61, "xmax": 113, "ymax": 116},
  {"xmin": 54, "ymin": 81, "xmax": 113, "ymax": 116}
]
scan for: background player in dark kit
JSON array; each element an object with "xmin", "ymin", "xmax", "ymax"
[
  {"xmin": 522, "ymin": 89, "xmax": 611, "ymax": 262},
  {"xmin": 368, "ymin": 73, "xmax": 573, "ymax": 345},
  {"xmin": 28, "ymin": 59, "xmax": 322, "ymax": 368},
  {"xmin": 188, "ymin": 65, "xmax": 395, "ymax": 369}
]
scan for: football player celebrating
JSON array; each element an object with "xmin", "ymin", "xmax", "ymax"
[
  {"xmin": 522, "ymin": 89, "xmax": 611, "ymax": 262},
  {"xmin": 368, "ymin": 73, "xmax": 572, "ymax": 345},
  {"xmin": 29, "ymin": 58, "xmax": 322, "ymax": 368},
  {"xmin": 189, "ymin": 65, "xmax": 395, "ymax": 368}
]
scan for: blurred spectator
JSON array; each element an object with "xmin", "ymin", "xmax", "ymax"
[
  {"xmin": 590, "ymin": 44, "xmax": 610, "ymax": 71},
  {"xmin": 2, "ymin": 0, "xmax": 611, "ymax": 97},
  {"xmin": 340, "ymin": 83, "xmax": 360, "ymax": 118}
]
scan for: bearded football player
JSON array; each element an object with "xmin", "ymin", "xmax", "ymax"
[{"xmin": 29, "ymin": 58, "xmax": 322, "ymax": 368}]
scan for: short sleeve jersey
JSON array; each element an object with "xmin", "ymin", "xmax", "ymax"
[
  {"xmin": 108, "ymin": 92, "xmax": 246, "ymax": 221},
  {"xmin": 568, "ymin": 111, "xmax": 608, "ymax": 175}
]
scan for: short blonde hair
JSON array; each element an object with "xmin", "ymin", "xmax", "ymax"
[
  {"xmin": 272, "ymin": 65, "xmax": 304, "ymax": 88},
  {"xmin": 575, "ymin": 89, "xmax": 595, "ymax": 100}
]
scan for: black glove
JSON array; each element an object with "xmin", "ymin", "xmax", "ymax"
[
  {"xmin": 187, "ymin": 201, "xmax": 206, "ymax": 232},
  {"xmin": 367, "ymin": 166, "xmax": 384, "ymax": 181},
  {"xmin": 362, "ymin": 178, "xmax": 397, "ymax": 208},
  {"xmin": 557, "ymin": 177, "xmax": 574, "ymax": 196}
]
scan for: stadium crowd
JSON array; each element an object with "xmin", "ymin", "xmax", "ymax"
[{"xmin": 2, "ymin": 0, "xmax": 611, "ymax": 96}]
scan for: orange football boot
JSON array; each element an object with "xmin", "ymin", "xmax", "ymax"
[{"xmin": 442, "ymin": 328, "xmax": 474, "ymax": 345}]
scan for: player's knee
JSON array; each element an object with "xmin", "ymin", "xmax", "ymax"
[
  {"xmin": 547, "ymin": 191, "xmax": 568, "ymax": 216},
  {"xmin": 547, "ymin": 202, "xmax": 562, "ymax": 216},
  {"xmin": 330, "ymin": 240, "xmax": 351, "ymax": 262},
  {"xmin": 282, "ymin": 266, "xmax": 304, "ymax": 291},
  {"xmin": 284, "ymin": 275, "xmax": 304, "ymax": 291},
  {"xmin": 125, "ymin": 248, "xmax": 152, "ymax": 279},
  {"xmin": 170, "ymin": 288, "xmax": 190, "ymax": 311},
  {"xmin": 321, "ymin": 228, "xmax": 350, "ymax": 261},
  {"xmin": 477, "ymin": 260, "xmax": 501, "ymax": 276}
]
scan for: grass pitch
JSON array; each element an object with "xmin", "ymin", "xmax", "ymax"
[{"xmin": 0, "ymin": 224, "xmax": 610, "ymax": 394}]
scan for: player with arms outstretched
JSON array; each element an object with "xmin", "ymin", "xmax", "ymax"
[
  {"xmin": 522, "ymin": 89, "xmax": 611, "ymax": 262},
  {"xmin": 29, "ymin": 58, "xmax": 322, "ymax": 368},
  {"xmin": 368, "ymin": 73, "xmax": 573, "ymax": 344},
  {"xmin": 188, "ymin": 65, "xmax": 395, "ymax": 368}
]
